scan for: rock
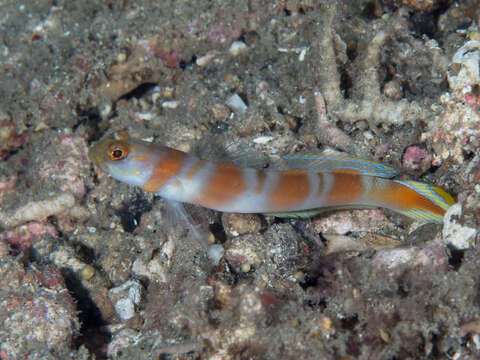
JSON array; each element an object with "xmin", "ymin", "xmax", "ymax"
[
  {"xmin": 442, "ymin": 203, "xmax": 478, "ymax": 250},
  {"xmin": 448, "ymin": 40, "xmax": 480, "ymax": 91}
]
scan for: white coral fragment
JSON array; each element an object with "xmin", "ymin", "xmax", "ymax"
[
  {"xmin": 0, "ymin": 193, "xmax": 75, "ymax": 228},
  {"xmin": 448, "ymin": 40, "xmax": 480, "ymax": 91},
  {"xmin": 442, "ymin": 203, "xmax": 478, "ymax": 250}
]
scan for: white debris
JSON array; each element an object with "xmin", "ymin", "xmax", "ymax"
[
  {"xmin": 109, "ymin": 280, "xmax": 144, "ymax": 321},
  {"xmin": 298, "ymin": 47, "xmax": 308, "ymax": 62},
  {"xmin": 442, "ymin": 203, "xmax": 478, "ymax": 250},
  {"xmin": 114, "ymin": 298, "xmax": 135, "ymax": 321},
  {"xmin": 196, "ymin": 50, "xmax": 219, "ymax": 67},
  {"xmin": 136, "ymin": 112, "xmax": 154, "ymax": 120},
  {"xmin": 277, "ymin": 46, "xmax": 308, "ymax": 61},
  {"xmin": 132, "ymin": 256, "xmax": 168, "ymax": 283},
  {"xmin": 101, "ymin": 103, "xmax": 112, "ymax": 118},
  {"xmin": 161, "ymin": 100, "xmax": 180, "ymax": 109},
  {"xmin": 207, "ymin": 244, "xmax": 225, "ymax": 266},
  {"xmin": 128, "ymin": 283, "xmax": 143, "ymax": 306},
  {"xmin": 252, "ymin": 136, "xmax": 273, "ymax": 144},
  {"xmin": 226, "ymin": 93, "xmax": 247, "ymax": 114},
  {"xmin": 278, "ymin": 46, "xmax": 305, "ymax": 53},
  {"xmin": 109, "ymin": 280, "xmax": 143, "ymax": 304},
  {"xmin": 229, "ymin": 41, "xmax": 247, "ymax": 56}
]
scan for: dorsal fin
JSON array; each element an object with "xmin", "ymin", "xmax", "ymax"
[{"xmin": 282, "ymin": 154, "xmax": 398, "ymax": 178}]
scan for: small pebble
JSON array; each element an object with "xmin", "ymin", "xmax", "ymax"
[
  {"xmin": 207, "ymin": 232, "xmax": 216, "ymax": 244},
  {"xmin": 221, "ymin": 213, "xmax": 262, "ymax": 237},
  {"xmin": 161, "ymin": 100, "xmax": 180, "ymax": 109},
  {"xmin": 226, "ymin": 93, "xmax": 247, "ymax": 114},
  {"xmin": 114, "ymin": 298, "xmax": 135, "ymax": 321},
  {"xmin": 224, "ymin": 234, "xmax": 261, "ymax": 272},
  {"xmin": 293, "ymin": 271, "xmax": 305, "ymax": 281},
  {"xmin": 383, "ymin": 79, "xmax": 403, "ymax": 100},
  {"xmin": 241, "ymin": 263, "xmax": 251, "ymax": 272},
  {"xmin": 162, "ymin": 87, "xmax": 175, "ymax": 98},
  {"xmin": 379, "ymin": 329, "xmax": 390, "ymax": 343},
  {"xmin": 196, "ymin": 50, "xmax": 218, "ymax": 67},
  {"xmin": 117, "ymin": 52, "xmax": 127, "ymax": 63},
  {"xmin": 320, "ymin": 316, "xmax": 333, "ymax": 330},
  {"xmin": 79, "ymin": 265, "xmax": 95, "ymax": 281},
  {"xmin": 209, "ymin": 103, "xmax": 231, "ymax": 122},
  {"xmin": 207, "ymin": 244, "xmax": 225, "ymax": 266},
  {"xmin": 229, "ymin": 41, "xmax": 247, "ymax": 56},
  {"xmin": 214, "ymin": 281, "xmax": 232, "ymax": 308}
]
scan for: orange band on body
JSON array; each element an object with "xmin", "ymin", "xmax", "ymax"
[
  {"xmin": 194, "ymin": 162, "xmax": 246, "ymax": 208},
  {"xmin": 325, "ymin": 173, "xmax": 364, "ymax": 205},
  {"xmin": 268, "ymin": 170, "xmax": 310, "ymax": 210},
  {"xmin": 141, "ymin": 148, "xmax": 185, "ymax": 192}
]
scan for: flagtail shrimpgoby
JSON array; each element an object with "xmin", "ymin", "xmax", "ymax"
[{"xmin": 89, "ymin": 131, "xmax": 455, "ymax": 224}]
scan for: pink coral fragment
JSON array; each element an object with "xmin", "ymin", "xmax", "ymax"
[
  {"xmin": 402, "ymin": 145, "xmax": 426, "ymax": 171},
  {"xmin": 465, "ymin": 90, "xmax": 480, "ymax": 110},
  {"xmin": 1, "ymin": 222, "xmax": 58, "ymax": 252}
]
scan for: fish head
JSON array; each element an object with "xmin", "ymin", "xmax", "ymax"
[{"xmin": 89, "ymin": 130, "xmax": 158, "ymax": 187}]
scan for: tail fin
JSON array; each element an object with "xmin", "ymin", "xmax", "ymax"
[{"xmin": 393, "ymin": 180, "xmax": 455, "ymax": 223}]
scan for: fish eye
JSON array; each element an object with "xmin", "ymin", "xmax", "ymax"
[{"xmin": 108, "ymin": 144, "xmax": 129, "ymax": 161}]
